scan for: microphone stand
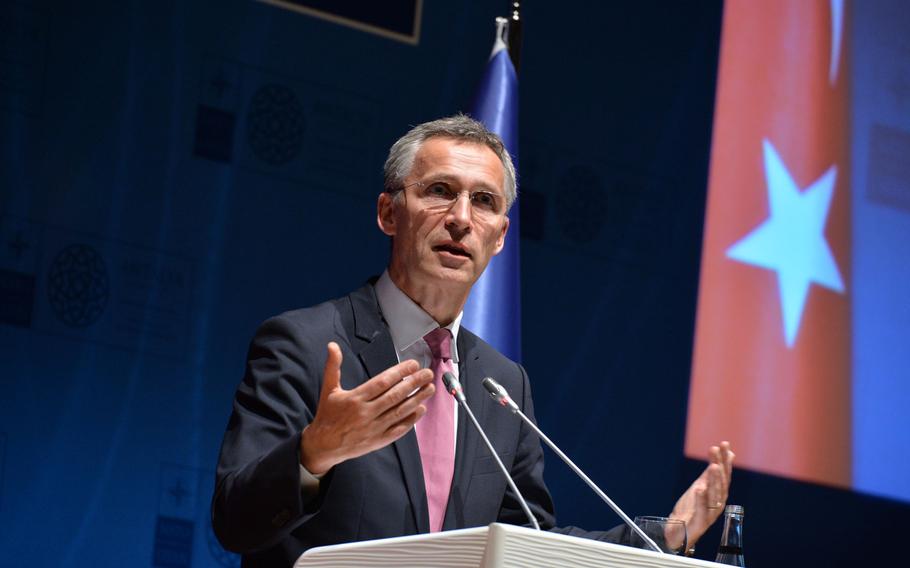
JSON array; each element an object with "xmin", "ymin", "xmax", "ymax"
[
  {"xmin": 483, "ymin": 378, "xmax": 663, "ymax": 553},
  {"xmin": 442, "ymin": 372, "xmax": 540, "ymax": 531}
]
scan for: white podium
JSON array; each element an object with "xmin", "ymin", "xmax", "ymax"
[{"xmin": 295, "ymin": 523, "xmax": 723, "ymax": 568}]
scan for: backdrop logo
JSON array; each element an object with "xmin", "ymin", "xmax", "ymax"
[
  {"xmin": 194, "ymin": 57, "xmax": 242, "ymax": 164},
  {"xmin": 246, "ymin": 84, "xmax": 306, "ymax": 165},
  {"xmin": 0, "ymin": 217, "xmax": 40, "ymax": 328},
  {"xmin": 231, "ymin": 65, "xmax": 378, "ymax": 196},
  {"xmin": 47, "ymin": 244, "xmax": 109, "ymax": 327},
  {"xmin": 155, "ymin": 465, "xmax": 198, "ymax": 568}
]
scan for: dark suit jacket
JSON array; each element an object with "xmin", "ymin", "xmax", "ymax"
[{"xmin": 212, "ymin": 282, "xmax": 622, "ymax": 567}]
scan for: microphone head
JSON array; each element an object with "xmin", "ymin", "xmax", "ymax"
[
  {"xmin": 482, "ymin": 377, "xmax": 516, "ymax": 409},
  {"xmin": 442, "ymin": 372, "xmax": 460, "ymax": 395},
  {"xmin": 482, "ymin": 377, "xmax": 501, "ymax": 398},
  {"xmin": 482, "ymin": 377, "xmax": 507, "ymax": 403}
]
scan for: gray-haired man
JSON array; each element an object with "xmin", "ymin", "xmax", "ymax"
[{"xmin": 212, "ymin": 115, "xmax": 734, "ymax": 567}]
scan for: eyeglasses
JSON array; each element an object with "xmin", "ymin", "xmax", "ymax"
[{"xmin": 390, "ymin": 180, "xmax": 507, "ymax": 218}]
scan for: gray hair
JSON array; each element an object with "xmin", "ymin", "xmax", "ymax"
[{"xmin": 383, "ymin": 114, "xmax": 517, "ymax": 209}]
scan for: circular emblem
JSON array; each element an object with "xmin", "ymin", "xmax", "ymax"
[
  {"xmin": 206, "ymin": 522, "xmax": 240, "ymax": 568},
  {"xmin": 47, "ymin": 244, "xmax": 109, "ymax": 327},
  {"xmin": 246, "ymin": 84, "xmax": 305, "ymax": 165},
  {"xmin": 555, "ymin": 165, "xmax": 608, "ymax": 243}
]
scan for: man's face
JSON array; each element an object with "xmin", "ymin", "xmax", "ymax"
[{"xmin": 377, "ymin": 137, "xmax": 510, "ymax": 295}]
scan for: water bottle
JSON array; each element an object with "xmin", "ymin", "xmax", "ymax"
[{"xmin": 715, "ymin": 504, "xmax": 746, "ymax": 566}]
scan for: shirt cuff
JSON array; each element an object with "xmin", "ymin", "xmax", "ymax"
[{"xmin": 299, "ymin": 464, "xmax": 323, "ymax": 498}]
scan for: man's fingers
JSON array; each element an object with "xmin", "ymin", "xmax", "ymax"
[
  {"xmin": 376, "ymin": 382, "xmax": 435, "ymax": 426},
  {"xmin": 372, "ymin": 368, "xmax": 434, "ymax": 412},
  {"xmin": 321, "ymin": 342, "xmax": 344, "ymax": 394},
  {"xmin": 383, "ymin": 405, "xmax": 428, "ymax": 441},
  {"xmin": 709, "ymin": 444, "xmax": 721, "ymax": 464},
  {"xmin": 720, "ymin": 441, "xmax": 735, "ymax": 477},
  {"xmin": 357, "ymin": 359, "xmax": 424, "ymax": 400},
  {"xmin": 360, "ymin": 402, "xmax": 429, "ymax": 457},
  {"xmin": 706, "ymin": 463, "xmax": 726, "ymax": 509}
]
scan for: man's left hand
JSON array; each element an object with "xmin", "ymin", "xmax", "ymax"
[{"xmin": 669, "ymin": 441, "xmax": 735, "ymax": 547}]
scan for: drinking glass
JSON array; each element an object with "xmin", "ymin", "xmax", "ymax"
[{"xmin": 630, "ymin": 516, "xmax": 688, "ymax": 555}]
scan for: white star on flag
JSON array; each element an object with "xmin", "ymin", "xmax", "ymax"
[{"xmin": 726, "ymin": 139, "xmax": 845, "ymax": 347}]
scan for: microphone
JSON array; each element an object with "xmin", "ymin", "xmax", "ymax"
[
  {"xmin": 441, "ymin": 372, "xmax": 540, "ymax": 531},
  {"xmin": 481, "ymin": 377, "xmax": 663, "ymax": 553}
]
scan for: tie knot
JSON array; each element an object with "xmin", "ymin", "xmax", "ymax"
[{"xmin": 423, "ymin": 327, "xmax": 452, "ymax": 360}]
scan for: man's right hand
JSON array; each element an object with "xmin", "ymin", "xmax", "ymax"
[{"xmin": 299, "ymin": 341, "xmax": 435, "ymax": 475}]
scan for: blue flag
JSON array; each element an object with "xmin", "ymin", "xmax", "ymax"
[{"xmin": 462, "ymin": 25, "xmax": 521, "ymax": 362}]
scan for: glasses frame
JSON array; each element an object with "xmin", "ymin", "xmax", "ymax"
[{"xmin": 389, "ymin": 179, "xmax": 508, "ymax": 218}]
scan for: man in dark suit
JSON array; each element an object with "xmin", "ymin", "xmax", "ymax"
[{"xmin": 212, "ymin": 115, "xmax": 735, "ymax": 567}]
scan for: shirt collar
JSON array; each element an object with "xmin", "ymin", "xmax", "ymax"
[{"xmin": 375, "ymin": 270, "xmax": 462, "ymax": 361}]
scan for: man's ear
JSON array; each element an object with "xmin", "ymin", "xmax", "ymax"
[
  {"xmin": 377, "ymin": 192, "xmax": 396, "ymax": 236},
  {"xmin": 493, "ymin": 215, "xmax": 510, "ymax": 255}
]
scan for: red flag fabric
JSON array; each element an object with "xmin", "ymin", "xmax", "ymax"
[{"xmin": 686, "ymin": 0, "xmax": 851, "ymax": 488}]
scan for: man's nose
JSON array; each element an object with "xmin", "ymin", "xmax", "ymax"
[{"xmin": 445, "ymin": 193, "xmax": 473, "ymax": 231}]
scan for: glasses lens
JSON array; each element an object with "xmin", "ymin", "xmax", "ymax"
[
  {"xmin": 421, "ymin": 183, "xmax": 453, "ymax": 207},
  {"xmin": 470, "ymin": 191, "xmax": 502, "ymax": 214},
  {"xmin": 411, "ymin": 182, "xmax": 503, "ymax": 216}
]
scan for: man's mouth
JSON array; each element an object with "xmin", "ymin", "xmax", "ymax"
[{"xmin": 433, "ymin": 243, "xmax": 472, "ymax": 258}]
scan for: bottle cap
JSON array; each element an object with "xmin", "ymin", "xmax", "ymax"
[{"xmin": 725, "ymin": 504, "xmax": 744, "ymax": 515}]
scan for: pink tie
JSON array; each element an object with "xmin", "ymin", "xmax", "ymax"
[{"xmin": 416, "ymin": 327, "xmax": 456, "ymax": 532}]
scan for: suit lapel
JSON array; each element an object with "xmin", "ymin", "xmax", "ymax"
[{"xmin": 349, "ymin": 283, "xmax": 429, "ymax": 533}]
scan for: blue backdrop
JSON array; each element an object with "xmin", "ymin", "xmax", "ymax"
[{"xmin": 1, "ymin": 1, "xmax": 907, "ymax": 567}]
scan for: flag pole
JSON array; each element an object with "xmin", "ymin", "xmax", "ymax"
[{"xmin": 507, "ymin": 0, "xmax": 522, "ymax": 72}]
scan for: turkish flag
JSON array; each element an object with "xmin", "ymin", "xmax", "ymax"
[{"xmin": 686, "ymin": 1, "xmax": 851, "ymax": 487}]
